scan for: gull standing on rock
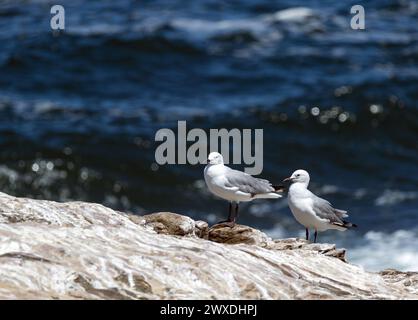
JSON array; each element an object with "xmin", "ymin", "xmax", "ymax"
[
  {"xmin": 204, "ymin": 152, "xmax": 284, "ymax": 226},
  {"xmin": 284, "ymin": 169, "xmax": 356, "ymax": 243}
]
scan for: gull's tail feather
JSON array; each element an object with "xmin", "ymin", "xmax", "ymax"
[
  {"xmin": 334, "ymin": 208, "xmax": 348, "ymax": 218},
  {"xmin": 331, "ymin": 220, "xmax": 357, "ymax": 230},
  {"xmin": 262, "ymin": 184, "xmax": 285, "ymax": 198},
  {"xmin": 254, "ymin": 192, "xmax": 282, "ymax": 199},
  {"xmin": 334, "ymin": 209, "xmax": 355, "ymax": 227},
  {"xmin": 272, "ymin": 185, "xmax": 285, "ymax": 192}
]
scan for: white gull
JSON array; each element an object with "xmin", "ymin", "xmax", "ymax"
[
  {"xmin": 204, "ymin": 152, "xmax": 283, "ymax": 226},
  {"xmin": 284, "ymin": 169, "xmax": 357, "ymax": 243}
]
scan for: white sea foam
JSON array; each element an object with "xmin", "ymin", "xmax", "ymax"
[
  {"xmin": 171, "ymin": 18, "xmax": 269, "ymax": 38},
  {"xmin": 67, "ymin": 24, "xmax": 126, "ymax": 36},
  {"xmin": 0, "ymin": 165, "xmax": 19, "ymax": 184},
  {"xmin": 268, "ymin": 7, "xmax": 316, "ymax": 22},
  {"xmin": 170, "ymin": 7, "xmax": 321, "ymax": 43},
  {"xmin": 317, "ymin": 184, "xmax": 339, "ymax": 194},
  {"xmin": 375, "ymin": 189, "xmax": 418, "ymax": 206},
  {"xmin": 347, "ymin": 229, "xmax": 418, "ymax": 272}
]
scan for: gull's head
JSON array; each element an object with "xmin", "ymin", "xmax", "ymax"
[
  {"xmin": 283, "ymin": 169, "xmax": 310, "ymax": 185},
  {"xmin": 207, "ymin": 152, "xmax": 224, "ymax": 165}
]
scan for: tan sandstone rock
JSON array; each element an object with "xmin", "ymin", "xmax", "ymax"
[{"xmin": 0, "ymin": 192, "xmax": 416, "ymax": 300}]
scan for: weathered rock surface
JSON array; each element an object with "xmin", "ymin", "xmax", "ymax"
[{"xmin": 0, "ymin": 192, "xmax": 416, "ymax": 299}]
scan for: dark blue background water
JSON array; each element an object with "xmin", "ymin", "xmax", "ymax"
[{"xmin": 1, "ymin": 0, "xmax": 417, "ymax": 270}]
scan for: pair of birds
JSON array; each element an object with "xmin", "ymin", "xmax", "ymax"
[{"xmin": 203, "ymin": 152, "xmax": 356, "ymax": 243}]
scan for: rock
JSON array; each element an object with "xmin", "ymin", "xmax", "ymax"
[
  {"xmin": 270, "ymin": 237, "xmax": 309, "ymax": 250},
  {"xmin": 0, "ymin": 191, "xmax": 417, "ymax": 299},
  {"xmin": 379, "ymin": 269, "xmax": 418, "ymax": 296},
  {"xmin": 208, "ymin": 224, "xmax": 271, "ymax": 246},
  {"xmin": 194, "ymin": 220, "xmax": 209, "ymax": 239},
  {"xmin": 141, "ymin": 212, "xmax": 196, "ymax": 236},
  {"xmin": 269, "ymin": 239, "xmax": 347, "ymax": 262}
]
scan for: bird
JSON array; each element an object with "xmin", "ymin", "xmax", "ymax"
[
  {"xmin": 283, "ymin": 169, "xmax": 356, "ymax": 243},
  {"xmin": 204, "ymin": 152, "xmax": 284, "ymax": 227}
]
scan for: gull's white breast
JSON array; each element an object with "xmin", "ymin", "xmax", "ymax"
[{"xmin": 288, "ymin": 184, "xmax": 331, "ymax": 231}]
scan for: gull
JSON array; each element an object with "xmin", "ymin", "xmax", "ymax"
[
  {"xmin": 283, "ymin": 169, "xmax": 356, "ymax": 243},
  {"xmin": 204, "ymin": 152, "xmax": 284, "ymax": 226}
]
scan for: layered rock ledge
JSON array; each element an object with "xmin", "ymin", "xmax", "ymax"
[{"xmin": 0, "ymin": 192, "xmax": 416, "ymax": 299}]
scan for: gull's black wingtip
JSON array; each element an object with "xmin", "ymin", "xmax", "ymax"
[{"xmin": 344, "ymin": 221, "xmax": 358, "ymax": 228}]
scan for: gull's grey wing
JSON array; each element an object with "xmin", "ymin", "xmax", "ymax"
[
  {"xmin": 312, "ymin": 195, "xmax": 348, "ymax": 226},
  {"xmin": 224, "ymin": 168, "xmax": 275, "ymax": 195}
]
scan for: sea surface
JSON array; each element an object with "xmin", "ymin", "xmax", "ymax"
[{"xmin": 1, "ymin": 0, "xmax": 418, "ymax": 271}]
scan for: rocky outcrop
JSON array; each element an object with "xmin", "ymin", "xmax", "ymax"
[{"xmin": 0, "ymin": 192, "xmax": 416, "ymax": 299}]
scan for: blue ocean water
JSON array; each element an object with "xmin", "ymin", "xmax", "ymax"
[{"xmin": 0, "ymin": 0, "xmax": 417, "ymax": 271}]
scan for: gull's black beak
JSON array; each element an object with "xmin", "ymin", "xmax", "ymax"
[{"xmin": 283, "ymin": 177, "xmax": 292, "ymax": 182}]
